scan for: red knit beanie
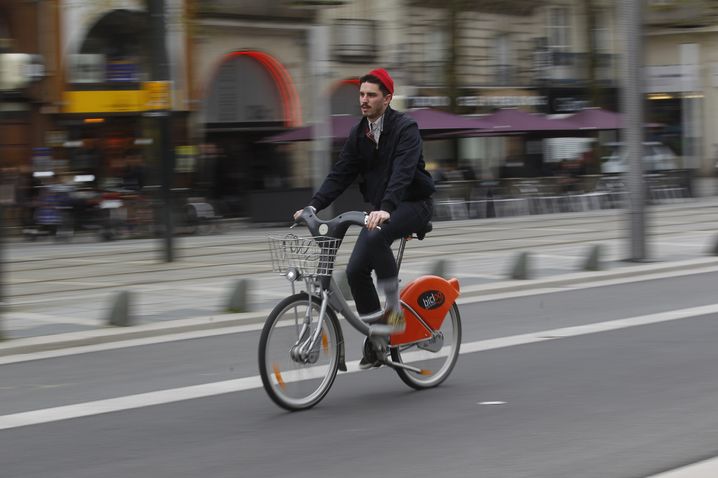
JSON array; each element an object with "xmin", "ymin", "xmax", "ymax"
[{"xmin": 366, "ymin": 68, "xmax": 394, "ymax": 95}]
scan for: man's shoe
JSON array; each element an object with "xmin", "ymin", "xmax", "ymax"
[
  {"xmin": 383, "ymin": 308, "xmax": 406, "ymax": 334},
  {"xmin": 371, "ymin": 309, "xmax": 407, "ymax": 336},
  {"xmin": 358, "ymin": 356, "xmax": 381, "ymax": 370}
]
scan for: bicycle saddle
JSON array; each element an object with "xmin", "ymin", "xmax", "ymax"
[{"xmin": 415, "ymin": 221, "xmax": 432, "ymax": 240}]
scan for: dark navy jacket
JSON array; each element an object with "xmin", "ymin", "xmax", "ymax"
[{"xmin": 309, "ymin": 107, "xmax": 435, "ymax": 213}]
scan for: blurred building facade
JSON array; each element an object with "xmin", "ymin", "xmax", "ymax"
[
  {"xmin": 644, "ymin": 0, "xmax": 718, "ymax": 175},
  {"xmin": 1, "ymin": 0, "xmax": 717, "ymax": 221},
  {"xmin": 1, "ymin": 0, "xmax": 191, "ymax": 194},
  {"xmin": 0, "ymin": 0, "xmax": 59, "ymax": 173}
]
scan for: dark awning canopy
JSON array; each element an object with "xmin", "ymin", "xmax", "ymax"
[
  {"xmin": 262, "ymin": 108, "xmax": 491, "ymax": 143},
  {"xmin": 479, "ymin": 108, "xmax": 578, "ymax": 133},
  {"xmin": 567, "ymin": 108, "xmax": 623, "ymax": 130}
]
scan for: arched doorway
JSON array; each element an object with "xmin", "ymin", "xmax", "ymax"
[
  {"xmin": 200, "ymin": 51, "xmax": 301, "ymax": 217},
  {"xmin": 61, "ymin": 9, "xmax": 152, "ymax": 188}
]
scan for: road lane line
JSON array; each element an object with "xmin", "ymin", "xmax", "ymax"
[
  {"xmin": 2, "ymin": 303, "xmax": 718, "ymax": 430},
  {"xmin": 0, "ymin": 376, "xmax": 261, "ymax": 431},
  {"xmin": 0, "ymin": 323, "xmax": 267, "ymax": 365},
  {"xmin": 646, "ymin": 456, "xmax": 718, "ymax": 477}
]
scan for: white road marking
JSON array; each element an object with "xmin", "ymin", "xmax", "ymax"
[
  {"xmin": 0, "ymin": 322, "xmax": 266, "ymax": 365},
  {"xmin": 646, "ymin": 456, "xmax": 718, "ymax": 477},
  {"xmin": 478, "ymin": 401, "xmax": 507, "ymax": 406},
  {"xmin": 2, "ymin": 303, "xmax": 718, "ymax": 430}
]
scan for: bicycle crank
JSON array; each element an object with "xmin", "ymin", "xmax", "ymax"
[{"xmin": 380, "ymin": 359, "xmax": 432, "ymax": 376}]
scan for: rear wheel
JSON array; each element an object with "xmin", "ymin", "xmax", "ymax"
[
  {"xmin": 390, "ymin": 303, "xmax": 461, "ymax": 389},
  {"xmin": 258, "ymin": 293, "xmax": 340, "ymax": 411}
]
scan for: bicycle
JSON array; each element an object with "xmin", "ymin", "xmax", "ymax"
[{"xmin": 258, "ymin": 207, "xmax": 462, "ymax": 411}]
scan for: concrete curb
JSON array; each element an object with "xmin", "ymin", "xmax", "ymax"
[{"xmin": 2, "ymin": 255, "xmax": 718, "ymax": 358}]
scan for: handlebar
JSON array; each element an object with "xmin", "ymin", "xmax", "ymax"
[{"xmin": 293, "ymin": 207, "xmax": 370, "ymax": 239}]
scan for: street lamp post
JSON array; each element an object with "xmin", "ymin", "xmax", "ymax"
[
  {"xmin": 0, "ymin": 90, "xmax": 4, "ymax": 321},
  {"xmin": 147, "ymin": 0, "xmax": 175, "ymax": 262},
  {"xmin": 621, "ymin": 0, "xmax": 647, "ymax": 262}
]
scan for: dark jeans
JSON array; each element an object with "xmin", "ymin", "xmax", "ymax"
[{"xmin": 346, "ymin": 199, "xmax": 433, "ymax": 315}]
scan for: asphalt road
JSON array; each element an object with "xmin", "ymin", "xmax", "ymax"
[{"xmin": 2, "ymin": 270, "xmax": 718, "ymax": 477}]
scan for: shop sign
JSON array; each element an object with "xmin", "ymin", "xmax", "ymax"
[
  {"xmin": 407, "ymin": 96, "xmax": 450, "ymax": 108},
  {"xmin": 646, "ymin": 65, "xmax": 699, "ymax": 93},
  {"xmin": 107, "ymin": 61, "xmax": 140, "ymax": 82},
  {"xmin": 62, "ymin": 82, "xmax": 174, "ymax": 113},
  {"xmin": 145, "ymin": 81, "xmax": 173, "ymax": 110},
  {"xmin": 175, "ymin": 145, "xmax": 197, "ymax": 173},
  {"xmin": 63, "ymin": 89, "xmax": 147, "ymax": 114},
  {"xmin": 551, "ymin": 97, "xmax": 591, "ymax": 113},
  {"xmin": 68, "ymin": 54, "xmax": 105, "ymax": 83},
  {"xmin": 457, "ymin": 95, "xmax": 546, "ymax": 108}
]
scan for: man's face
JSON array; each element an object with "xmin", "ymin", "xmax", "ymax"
[{"xmin": 360, "ymin": 82, "xmax": 391, "ymax": 121}]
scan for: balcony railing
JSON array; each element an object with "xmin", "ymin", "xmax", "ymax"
[
  {"xmin": 647, "ymin": 0, "xmax": 718, "ymax": 28},
  {"xmin": 533, "ymin": 50, "xmax": 617, "ymax": 84},
  {"xmin": 332, "ymin": 19, "xmax": 377, "ymax": 63},
  {"xmin": 196, "ymin": 0, "xmax": 315, "ymax": 20}
]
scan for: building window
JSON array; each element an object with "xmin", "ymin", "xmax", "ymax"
[
  {"xmin": 332, "ymin": 19, "xmax": 377, "ymax": 63},
  {"xmin": 547, "ymin": 6, "xmax": 571, "ymax": 52},
  {"xmin": 592, "ymin": 8, "xmax": 610, "ymax": 53},
  {"xmin": 424, "ymin": 28, "xmax": 447, "ymax": 85},
  {"xmin": 494, "ymin": 34, "xmax": 513, "ymax": 86}
]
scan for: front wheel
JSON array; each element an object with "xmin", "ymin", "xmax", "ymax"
[
  {"xmin": 390, "ymin": 303, "xmax": 461, "ymax": 389},
  {"xmin": 258, "ymin": 293, "xmax": 341, "ymax": 411}
]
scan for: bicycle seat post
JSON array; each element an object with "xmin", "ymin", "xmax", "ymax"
[{"xmin": 395, "ymin": 237, "xmax": 408, "ymax": 271}]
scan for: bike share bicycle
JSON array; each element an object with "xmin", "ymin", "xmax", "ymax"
[{"xmin": 258, "ymin": 207, "xmax": 462, "ymax": 411}]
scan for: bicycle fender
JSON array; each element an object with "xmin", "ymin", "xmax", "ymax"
[{"xmin": 391, "ymin": 275, "xmax": 460, "ymax": 345}]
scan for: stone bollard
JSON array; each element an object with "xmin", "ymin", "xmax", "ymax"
[
  {"xmin": 428, "ymin": 258, "xmax": 450, "ymax": 278},
  {"xmin": 508, "ymin": 251, "xmax": 531, "ymax": 280},
  {"xmin": 107, "ymin": 290, "xmax": 133, "ymax": 327},
  {"xmin": 711, "ymin": 235, "xmax": 718, "ymax": 256},
  {"xmin": 486, "ymin": 190, "xmax": 496, "ymax": 218},
  {"xmin": 226, "ymin": 278, "xmax": 252, "ymax": 313},
  {"xmin": 333, "ymin": 270, "xmax": 353, "ymax": 301},
  {"xmin": 583, "ymin": 244, "xmax": 604, "ymax": 271}
]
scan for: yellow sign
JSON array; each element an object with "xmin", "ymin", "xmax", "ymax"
[
  {"xmin": 144, "ymin": 81, "xmax": 172, "ymax": 110},
  {"xmin": 62, "ymin": 82, "xmax": 173, "ymax": 114},
  {"xmin": 63, "ymin": 89, "xmax": 148, "ymax": 114}
]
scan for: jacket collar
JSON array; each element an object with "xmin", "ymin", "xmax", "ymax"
[{"xmin": 360, "ymin": 105, "xmax": 395, "ymax": 134}]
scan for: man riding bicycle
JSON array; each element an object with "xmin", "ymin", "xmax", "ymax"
[{"xmin": 294, "ymin": 68, "xmax": 435, "ymax": 369}]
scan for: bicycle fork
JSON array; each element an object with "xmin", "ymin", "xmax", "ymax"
[
  {"xmin": 291, "ymin": 289, "xmax": 348, "ymax": 371},
  {"xmin": 291, "ymin": 290, "xmax": 330, "ymax": 362}
]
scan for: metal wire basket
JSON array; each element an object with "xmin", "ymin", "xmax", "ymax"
[{"xmin": 268, "ymin": 234, "xmax": 341, "ymax": 278}]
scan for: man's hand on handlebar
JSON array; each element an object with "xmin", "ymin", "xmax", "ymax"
[
  {"xmin": 366, "ymin": 210, "xmax": 390, "ymax": 230},
  {"xmin": 293, "ymin": 206, "xmax": 316, "ymax": 222}
]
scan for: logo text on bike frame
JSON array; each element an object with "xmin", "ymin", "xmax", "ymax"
[{"xmin": 418, "ymin": 290, "xmax": 445, "ymax": 310}]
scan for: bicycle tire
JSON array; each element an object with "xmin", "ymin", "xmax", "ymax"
[
  {"xmin": 258, "ymin": 293, "xmax": 341, "ymax": 411},
  {"xmin": 390, "ymin": 303, "xmax": 461, "ymax": 390}
]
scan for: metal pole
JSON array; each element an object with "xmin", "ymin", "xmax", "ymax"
[
  {"xmin": 621, "ymin": 0, "xmax": 646, "ymax": 261},
  {"xmin": 310, "ymin": 25, "xmax": 331, "ymax": 214},
  {"xmin": 0, "ymin": 90, "xmax": 5, "ymax": 324},
  {"xmin": 148, "ymin": 0, "xmax": 175, "ymax": 262}
]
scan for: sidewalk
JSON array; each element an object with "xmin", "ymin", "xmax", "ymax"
[{"xmin": 1, "ymin": 189, "xmax": 717, "ymax": 357}]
